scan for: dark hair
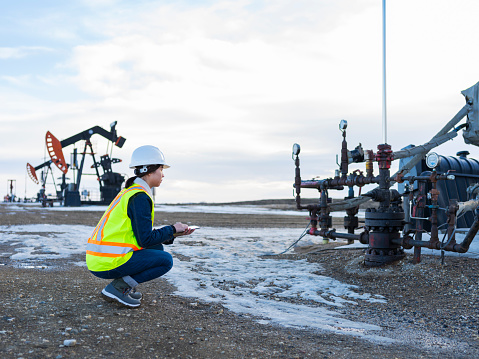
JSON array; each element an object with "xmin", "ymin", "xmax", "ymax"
[{"xmin": 125, "ymin": 164, "xmax": 162, "ymax": 188}]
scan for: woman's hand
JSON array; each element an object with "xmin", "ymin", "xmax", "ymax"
[{"xmin": 173, "ymin": 222, "xmax": 196, "ymax": 237}]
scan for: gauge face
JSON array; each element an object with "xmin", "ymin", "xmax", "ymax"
[
  {"xmin": 292, "ymin": 143, "xmax": 301, "ymax": 156},
  {"xmin": 426, "ymin": 152, "xmax": 440, "ymax": 169}
]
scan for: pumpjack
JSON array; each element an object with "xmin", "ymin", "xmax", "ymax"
[
  {"xmin": 293, "ymin": 82, "xmax": 479, "ymax": 266},
  {"xmin": 26, "ymin": 122, "xmax": 126, "ymax": 207}
]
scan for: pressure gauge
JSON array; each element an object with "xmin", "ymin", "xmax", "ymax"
[
  {"xmin": 292, "ymin": 143, "xmax": 301, "ymax": 156},
  {"xmin": 426, "ymin": 152, "xmax": 440, "ymax": 169},
  {"xmin": 339, "ymin": 119, "xmax": 348, "ymax": 131}
]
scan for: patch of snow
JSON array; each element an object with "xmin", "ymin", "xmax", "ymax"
[
  {"xmin": 168, "ymin": 227, "xmax": 390, "ymax": 341},
  {"xmin": 0, "ymin": 224, "xmax": 91, "ymax": 260}
]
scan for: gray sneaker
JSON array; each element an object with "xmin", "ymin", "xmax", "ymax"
[{"xmin": 101, "ymin": 280, "xmax": 141, "ymax": 308}]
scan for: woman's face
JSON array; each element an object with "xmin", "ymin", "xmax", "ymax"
[{"xmin": 145, "ymin": 166, "xmax": 164, "ymax": 188}]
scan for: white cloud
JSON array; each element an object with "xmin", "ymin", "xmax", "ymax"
[{"xmin": 0, "ymin": 46, "xmax": 53, "ymax": 59}]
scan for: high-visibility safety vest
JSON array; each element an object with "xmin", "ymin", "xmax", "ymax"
[{"xmin": 86, "ymin": 185, "xmax": 154, "ymax": 272}]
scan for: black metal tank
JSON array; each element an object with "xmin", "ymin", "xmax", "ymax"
[
  {"xmin": 399, "ymin": 151, "xmax": 479, "ymax": 229},
  {"xmin": 435, "ymin": 151, "xmax": 479, "ymax": 228}
]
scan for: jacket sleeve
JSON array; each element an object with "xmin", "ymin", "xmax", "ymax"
[{"xmin": 127, "ymin": 192, "xmax": 175, "ymax": 248}]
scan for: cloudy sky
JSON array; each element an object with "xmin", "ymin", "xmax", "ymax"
[{"xmin": 2, "ymin": 0, "xmax": 479, "ymax": 203}]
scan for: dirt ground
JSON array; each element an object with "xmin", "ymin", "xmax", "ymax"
[{"xmin": 1, "ymin": 204, "xmax": 478, "ymax": 358}]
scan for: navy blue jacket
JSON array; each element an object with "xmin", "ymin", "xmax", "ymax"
[{"xmin": 127, "ymin": 192, "xmax": 175, "ymax": 248}]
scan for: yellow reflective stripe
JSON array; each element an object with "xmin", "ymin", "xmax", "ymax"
[
  {"xmin": 86, "ymin": 250, "xmax": 130, "ymax": 258},
  {"xmin": 86, "ymin": 243, "xmax": 134, "ymax": 255},
  {"xmin": 87, "ymin": 238, "xmax": 140, "ymax": 250},
  {"xmin": 93, "ymin": 195, "xmax": 123, "ymax": 242}
]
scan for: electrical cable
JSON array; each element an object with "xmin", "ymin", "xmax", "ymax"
[
  {"xmin": 413, "ymin": 229, "xmax": 431, "ymax": 238},
  {"xmin": 307, "ymin": 247, "xmax": 366, "ymax": 255},
  {"xmin": 278, "ymin": 221, "xmax": 312, "ymax": 255},
  {"xmin": 436, "ymin": 209, "xmax": 467, "ymax": 230},
  {"xmin": 440, "ymin": 227, "xmax": 457, "ymax": 250}
]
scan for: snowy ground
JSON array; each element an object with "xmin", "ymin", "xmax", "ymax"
[{"xmin": 2, "ymin": 218, "xmax": 479, "ymax": 345}]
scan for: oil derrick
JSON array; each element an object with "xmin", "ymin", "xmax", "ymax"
[{"xmin": 26, "ymin": 122, "xmax": 126, "ymax": 207}]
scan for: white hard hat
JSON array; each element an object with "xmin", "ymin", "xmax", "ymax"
[{"xmin": 129, "ymin": 145, "xmax": 170, "ymax": 169}]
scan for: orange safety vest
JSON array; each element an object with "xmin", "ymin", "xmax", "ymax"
[{"xmin": 86, "ymin": 185, "xmax": 154, "ymax": 272}]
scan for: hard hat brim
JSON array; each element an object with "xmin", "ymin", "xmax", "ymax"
[{"xmin": 128, "ymin": 163, "xmax": 170, "ymax": 169}]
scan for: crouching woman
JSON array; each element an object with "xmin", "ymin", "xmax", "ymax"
[{"xmin": 86, "ymin": 145, "xmax": 194, "ymax": 308}]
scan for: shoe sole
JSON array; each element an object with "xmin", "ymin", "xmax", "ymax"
[{"xmin": 101, "ymin": 289, "xmax": 141, "ymax": 308}]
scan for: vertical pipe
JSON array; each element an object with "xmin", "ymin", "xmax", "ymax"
[
  {"xmin": 429, "ymin": 183, "xmax": 439, "ymax": 246},
  {"xmin": 76, "ymin": 142, "xmax": 88, "ymax": 189},
  {"xmin": 403, "ymin": 189, "xmax": 411, "ymax": 234},
  {"xmin": 382, "ymin": 0, "xmax": 387, "ymax": 144},
  {"xmin": 446, "ymin": 200, "xmax": 458, "ymax": 247},
  {"xmin": 413, "ymin": 181, "xmax": 426, "ymax": 263},
  {"xmin": 294, "ymin": 155, "xmax": 302, "ymax": 209},
  {"xmin": 413, "ymin": 233, "xmax": 422, "ymax": 264},
  {"xmin": 341, "ymin": 130, "xmax": 348, "ymax": 179},
  {"xmin": 89, "ymin": 143, "xmax": 102, "ymax": 190}
]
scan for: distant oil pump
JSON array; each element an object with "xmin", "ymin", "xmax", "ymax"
[
  {"xmin": 293, "ymin": 82, "xmax": 479, "ymax": 266},
  {"xmin": 27, "ymin": 122, "xmax": 126, "ymax": 207},
  {"xmin": 3, "ymin": 179, "xmax": 17, "ymax": 202}
]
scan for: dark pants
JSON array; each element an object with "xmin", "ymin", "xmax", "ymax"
[{"xmin": 90, "ymin": 244, "xmax": 173, "ymax": 284}]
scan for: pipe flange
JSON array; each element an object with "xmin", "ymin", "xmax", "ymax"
[{"xmin": 364, "ymin": 247, "xmax": 405, "ymax": 267}]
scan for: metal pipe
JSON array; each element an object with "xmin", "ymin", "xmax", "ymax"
[
  {"xmin": 382, "ymin": 0, "xmax": 387, "ymax": 144},
  {"xmin": 365, "ymin": 150, "xmax": 374, "ymax": 178},
  {"xmin": 75, "ymin": 141, "xmax": 89, "ymax": 189},
  {"xmin": 300, "ymin": 174, "xmax": 380, "ymax": 190},
  {"xmin": 310, "ymin": 207, "xmax": 319, "ymax": 233},
  {"xmin": 396, "ymin": 237, "xmax": 435, "ymax": 249},
  {"xmin": 319, "ymin": 189, "xmax": 331, "ymax": 237},
  {"xmin": 311, "ymin": 229, "xmax": 361, "ymax": 241},
  {"xmin": 397, "ymin": 215, "xmax": 479, "ymax": 253},
  {"xmin": 341, "ymin": 130, "xmax": 349, "ymax": 179},
  {"xmin": 392, "ymin": 131, "xmax": 458, "ymax": 160},
  {"xmin": 453, "ymin": 215, "xmax": 479, "ymax": 253},
  {"xmin": 436, "ymin": 104, "xmax": 470, "ymax": 138},
  {"xmin": 413, "ymin": 232, "xmax": 423, "ymax": 263},
  {"xmin": 399, "ymin": 174, "xmax": 455, "ymax": 183},
  {"xmin": 413, "ymin": 180, "xmax": 427, "ymax": 262},
  {"xmin": 395, "ymin": 106, "xmax": 469, "ymax": 179},
  {"xmin": 403, "ymin": 188, "xmax": 412, "ymax": 234},
  {"xmin": 294, "ymin": 155, "xmax": 303, "ymax": 210},
  {"xmin": 446, "ymin": 200, "xmax": 458, "ymax": 247},
  {"xmin": 409, "ymin": 200, "xmax": 429, "ymax": 220},
  {"xmin": 429, "ymin": 182, "xmax": 440, "ymax": 245},
  {"xmin": 88, "ymin": 142, "xmax": 102, "ymax": 189}
]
